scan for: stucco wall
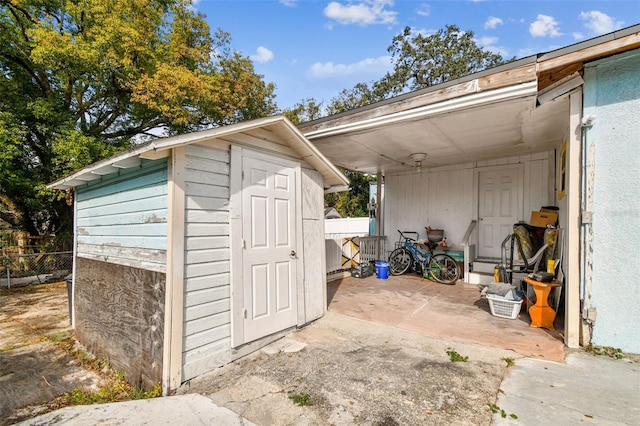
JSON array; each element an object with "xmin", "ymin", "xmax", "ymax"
[{"xmin": 583, "ymin": 49, "xmax": 640, "ymax": 353}]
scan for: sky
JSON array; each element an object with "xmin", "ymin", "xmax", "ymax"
[{"xmin": 195, "ymin": 0, "xmax": 640, "ymax": 110}]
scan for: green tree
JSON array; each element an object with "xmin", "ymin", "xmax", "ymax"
[
  {"xmin": 283, "ymin": 98, "xmax": 325, "ymax": 125},
  {"xmin": 327, "ymin": 24, "xmax": 514, "ymax": 114},
  {"xmin": 0, "ymin": 0, "xmax": 276, "ymax": 236},
  {"xmin": 325, "ymin": 170, "xmax": 374, "ymax": 218},
  {"xmin": 383, "ymin": 24, "xmax": 511, "ymax": 93}
]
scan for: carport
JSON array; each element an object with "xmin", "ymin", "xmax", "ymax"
[{"xmin": 298, "ymin": 32, "xmax": 638, "ymax": 350}]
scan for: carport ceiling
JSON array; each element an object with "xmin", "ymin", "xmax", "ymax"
[{"xmin": 303, "ymin": 91, "xmax": 568, "ymax": 176}]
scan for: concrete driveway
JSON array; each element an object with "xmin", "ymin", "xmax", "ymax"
[
  {"xmin": 177, "ymin": 275, "xmax": 565, "ymax": 425},
  {"xmin": 327, "ymin": 274, "xmax": 566, "ymax": 361}
]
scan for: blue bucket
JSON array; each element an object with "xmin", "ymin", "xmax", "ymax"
[{"xmin": 375, "ymin": 260, "xmax": 389, "ymax": 280}]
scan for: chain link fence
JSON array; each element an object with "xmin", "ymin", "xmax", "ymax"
[{"xmin": 0, "ymin": 251, "xmax": 72, "ymax": 289}]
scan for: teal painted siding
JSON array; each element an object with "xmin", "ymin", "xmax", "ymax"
[
  {"xmin": 181, "ymin": 145, "xmax": 232, "ymax": 381},
  {"xmin": 584, "ymin": 49, "xmax": 640, "ymax": 353},
  {"xmin": 76, "ymin": 159, "xmax": 169, "ymax": 271}
]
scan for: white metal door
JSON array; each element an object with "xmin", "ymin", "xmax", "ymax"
[
  {"xmin": 478, "ymin": 167, "xmax": 521, "ymax": 258},
  {"xmin": 242, "ymin": 156, "xmax": 297, "ymax": 342}
]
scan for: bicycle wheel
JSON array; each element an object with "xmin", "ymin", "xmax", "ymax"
[
  {"xmin": 427, "ymin": 253, "xmax": 460, "ymax": 284},
  {"xmin": 388, "ymin": 248, "xmax": 412, "ymax": 275}
]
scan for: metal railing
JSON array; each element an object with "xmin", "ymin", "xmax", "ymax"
[{"xmin": 0, "ymin": 251, "xmax": 72, "ymax": 289}]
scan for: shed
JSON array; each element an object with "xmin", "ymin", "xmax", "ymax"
[{"xmin": 48, "ymin": 115, "xmax": 349, "ymax": 393}]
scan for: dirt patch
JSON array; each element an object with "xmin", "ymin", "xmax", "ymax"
[
  {"xmin": 0, "ymin": 282, "xmax": 103, "ymax": 425},
  {"xmin": 0, "ymin": 282, "xmax": 71, "ymax": 350}
]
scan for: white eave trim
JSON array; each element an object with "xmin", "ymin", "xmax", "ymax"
[
  {"xmin": 536, "ymin": 72, "xmax": 584, "ymax": 105},
  {"xmin": 47, "ymin": 115, "xmax": 348, "ymax": 190},
  {"xmin": 304, "ymin": 81, "xmax": 539, "ymax": 140}
]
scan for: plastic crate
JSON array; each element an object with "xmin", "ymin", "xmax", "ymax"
[
  {"xmin": 351, "ymin": 262, "xmax": 374, "ymax": 279},
  {"xmin": 487, "ymin": 294, "xmax": 522, "ymax": 319}
]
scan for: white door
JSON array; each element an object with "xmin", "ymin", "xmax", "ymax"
[
  {"xmin": 242, "ymin": 156, "xmax": 298, "ymax": 342},
  {"xmin": 477, "ymin": 167, "xmax": 522, "ymax": 259}
]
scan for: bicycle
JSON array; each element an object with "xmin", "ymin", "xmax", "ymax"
[{"xmin": 388, "ymin": 230, "xmax": 460, "ymax": 284}]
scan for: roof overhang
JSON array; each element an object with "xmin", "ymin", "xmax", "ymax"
[
  {"xmin": 298, "ymin": 24, "xmax": 640, "ymax": 176},
  {"xmin": 299, "ymin": 74, "xmax": 567, "ymax": 176},
  {"xmin": 48, "ymin": 115, "xmax": 349, "ymax": 192}
]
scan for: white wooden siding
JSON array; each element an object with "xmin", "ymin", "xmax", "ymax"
[
  {"xmin": 300, "ymin": 168, "xmax": 326, "ymax": 324},
  {"xmin": 383, "ymin": 152, "xmax": 553, "ymax": 256},
  {"xmin": 181, "ymin": 144, "xmax": 232, "ymax": 381},
  {"xmin": 76, "ymin": 160, "xmax": 168, "ymax": 271}
]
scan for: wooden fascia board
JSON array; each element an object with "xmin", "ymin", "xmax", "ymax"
[
  {"xmin": 300, "ymin": 64, "xmax": 537, "ymax": 134},
  {"xmin": 538, "ymin": 63, "xmax": 584, "ymax": 93},
  {"xmin": 537, "ymin": 33, "xmax": 640, "ymax": 74}
]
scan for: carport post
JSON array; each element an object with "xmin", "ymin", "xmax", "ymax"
[
  {"xmin": 376, "ymin": 172, "xmax": 382, "ymax": 259},
  {"xmin": 565, "ymin": 89, "xmax": 582, "ymax": 348}
]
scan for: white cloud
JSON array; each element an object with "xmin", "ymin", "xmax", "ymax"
[
  {"xmin": 476, "ymin": 35, "xmax": 498, "ymax": 46},
  {"xmin": 417, "ymin": 4, "xmax": 431, "ymax": 17},
  {"xmin": 324, "ymin": 0, "xmax": 398, "ymax": 26},
  {"xmin": 579, "ymin": 11, "xmax": 624, "ymax": 35},
  {"xmin": 572, "ymin": 32, "xmax": 584, "ymax": 40},
  {"xmin": 484, "ymin": 16, "xmax": 503, "ymax": 30},
  {"xmin": 475, "ymin": 36, "xmax": 509, "ymax": 57},
  {"xmin": 529, "ymin": 14, "xmax": 562, "ymax": 38},
  {"xmin": 307, "ymin": 55, "xmax": 393, "ymax": 80},
  {"xmin": 409, "ymin": 27, "xmax": 437, "ymax": 38},
  {"xmin": 250, "ymin": 46, "xmax": 274, "ymax": 64},
  {"xmin": 279, "ymin": 0, "xmax": 297, "ymax": 7}
]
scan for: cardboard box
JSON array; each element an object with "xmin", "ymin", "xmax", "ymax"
[{"xmin": 530, "ymin": 211, "xmax": 558, "ymax": 228}]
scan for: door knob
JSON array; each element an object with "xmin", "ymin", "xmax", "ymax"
[{"xmin": 290, "ymin": 250, "xmax": 297, "ymax": 258}]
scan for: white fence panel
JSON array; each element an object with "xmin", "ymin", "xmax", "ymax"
[{"xmin": 324, "ymin": 217, "xmax": 369, "ymax": 238}]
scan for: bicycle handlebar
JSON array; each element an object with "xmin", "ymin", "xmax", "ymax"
[{"xmin": 397, "ymin": 230, "xmax": 419, "ymax": 242}]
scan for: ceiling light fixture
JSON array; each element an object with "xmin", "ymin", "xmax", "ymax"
[{"xmin": 410, "ymin": 153, "xmax": 427, "ymax": 173}]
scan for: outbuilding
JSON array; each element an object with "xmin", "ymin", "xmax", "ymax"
[{"xmin": 48, "ymin": 116, "xmax": 349, "ymax": 393}]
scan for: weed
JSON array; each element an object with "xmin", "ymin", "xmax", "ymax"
[
  {"xmin": 446, "ymin": 349, "xmax": 468, "ymax": 362},
  {"xmin": 585, "ymin": 345, "xmax": 623, "ymax": 360},
  {"xmin": 488, "ymin": 403, "xmax": 517, "ymax": 419},
  {"xmin": 46, "ymin": 336, "xmax": 162, "ymax": 410},
  {"xmin": 288, "ymin": 392, "xmax": 314, "ymax": 406},
  {"xmin": 501, "ymin": 357, "xmax": 515, "ymax": 367},
  {"xmin": 47, "ymin": 332, "xmax": 67, "ymax": 343}
]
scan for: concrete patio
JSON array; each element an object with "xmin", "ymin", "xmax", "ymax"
[{"xmin": 327, "ymin": 273, "xmax": 566, "ymax": 362}]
